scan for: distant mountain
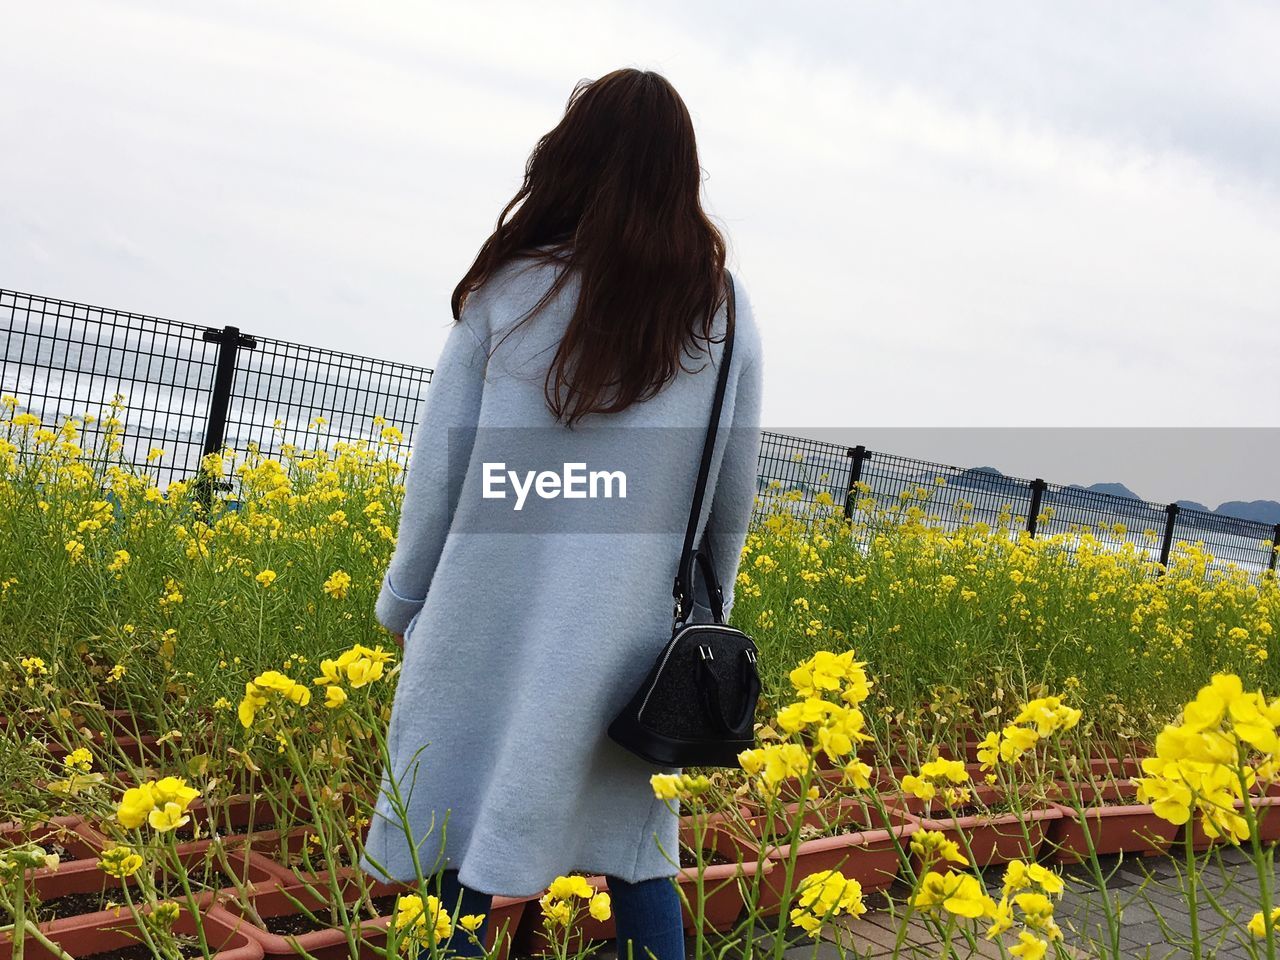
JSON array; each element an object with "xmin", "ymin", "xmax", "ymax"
[
  {"xmin": 948, "ymin": 470, "xmax": 1277, "ymax": 528},
  {"xmin": 1072, "ymin": 482, "xmax": 1142, "ymax": 501},
  {"xmin": 1214, "ymin": 500, "xmax": 1280, "ymax": 525},
  {"xmin": 948, "ymin": 466, "xmax": 1022, "ymax": 492}
]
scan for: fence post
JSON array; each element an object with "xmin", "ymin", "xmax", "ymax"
[
  {"xmin": 844, "ymin": 445, "xmax": 868, "ymax": 526},
  {"xmin": 194, "ymin": 325, "xmax": 256, "ymax": 507},
  {"xmin": 1271, "ymin": 523, "xmax": 1280, "ymax": 573},
  {"xmin": 1027, "ymin": 478, "xmax": 1047, "ymax": 537},
  {"xmin": 1159, "ymin": 503, "xmax": 1180, "ymax": 569}
]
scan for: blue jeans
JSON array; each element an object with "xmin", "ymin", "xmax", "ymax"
[{"xmin": 420, "ymin": 868, "xmax": 686, "ymax": 960}]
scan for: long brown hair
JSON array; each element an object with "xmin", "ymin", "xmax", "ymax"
[{"xmin": 451, "ymin": 68, "xmax": 729, "ymax": 426}]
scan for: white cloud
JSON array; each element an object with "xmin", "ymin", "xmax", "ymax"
[{"xmin": 1, "ymin": 0, "xmax": 1277, "ymax": 501}]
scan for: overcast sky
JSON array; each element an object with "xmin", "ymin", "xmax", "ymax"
[{"xmin": 2, "ymin": 1, "xmax": 1277, "ymax": 507}]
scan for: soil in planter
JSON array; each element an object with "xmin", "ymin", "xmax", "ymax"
[
  {"xmin": 81, "ymin": 942, "xmax": 204, "ymax": 960},
  {"xmin": 0, "ymin": 889, "xmax": 130, "ymax": 925},
  {"xmin": 926, "ymin": 803, "xmax": 994, "ymax": 820},
  {"xmin": 283, "ymin": 843, "xmax": 355, "ymax": 871},
  {"xmin": 157, "ymin": 863, "xmax": 244, "ymax": 899},
  {"xmin": 263, "ymin": 891, "xmax": 398, "ymax": 935},
  {"xmin": 263, "ymin": 909, "xmax": 344, "ymax": 937},
  {"xmin": 678, "ymin": 847, "xmax": 733, "ymax": 869}
]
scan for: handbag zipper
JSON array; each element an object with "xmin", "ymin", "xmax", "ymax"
[{"xmin": 636, "ymin": 623, "xmax": 755, "ymax": 722}]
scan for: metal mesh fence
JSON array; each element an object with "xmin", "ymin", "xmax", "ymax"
[
  {"xmin": 1, "ymin": 289, "xmax": 221, "ymax": 489},
  {"xmin": 3, "ymin": 289, "xmax": 1276, "ymax": 581},
  {"xmin": 1, "ymin": 289, "xmax": 431, "ymax": 490},
  {"xmin": 753, "ymin": 431, "xmax": 1278, "ymax": 581},
  {"xmin": 221, "ymin": 332, "xmax": 431, "ymax": 464}
]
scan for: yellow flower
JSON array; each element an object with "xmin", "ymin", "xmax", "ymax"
[
  {"xmin": 976, "ymin": 732, "xmax": 1000, "ymax": 771},
  {"xmin": 911, "ymin": 871, "xmax": 993, "ymax": 919},
  {"xmin": 999, "ymin": 724, "xmax": 1040, "ymax": 763},
  {"xmin": 239, "ymin": 669, "xmax": 312, "ymax": 728},
  {"xmin": 910, "ymin": 830, "xmax": 969, "ymax": 866},
  {"xmin": 148, "ymin": 802, "xmax": 191, "ymax": 833},
  {"xmin": 541, "ymin": 896, "xmax": 573, "ymax": 927},
  {"xmin": 323, "ymin": 569, "xmax": 352, "ymax": 600},
  {"xmin": 64, "ymin": 539, "xmax": 86, "ymax": 564},
  {"xmin": 1009, "ymin": 931, "xmax": 1048, "ymax": 960},
  {"xmin": 1014, "ymin": 696, "xmax": 1082, "ymax": 737},
  {"xmin": 1013, "ymin": 892, "xmax": 1061, "ymax": 939},
  {"xmin": 588, "ymin": 892, "xmax": 612, "ymax": 921},
  {"xmin": 313, "ymin": 644, "xmax": 393, "ymax": 689},
  {"xmin": 459, "ymin": 914, "xmax": 486, "ymax": 932},
  {"xmin": 63, "ymin": 748, "xmax": 93, "ymax": 773},
  {"xmin": 1134, "ymin": 775, "xmax": 1193, "ymax": 826},
  {"xmin": 324, "ymin": 686, "xmax": 348, "ymax": 709},
  {"xmin": 841, "ymin": 759, "xmax": 873, "ymax": 790},
  {"xmin": 1249, "ymin": 907, "xmax": 1280, "ymax": 938},
  {"xmin": 255, "ymin": 569, "xmax": 277, "ymax": 588},
  {"xmin": 789, "ymin": 870, "xmax": 865, "ymax": 936},
  {"xmin": 985, "ymin": 896, "xmax": 1014, "ymax": 938},
  {"xmin": 99, "ymin": 845, "xmax": 143, "ymax": 878},
  {"xmin": 117, "ymin": 784, "xmax": 157, "ymax": 829},
  {"xmin": 900, "ymin": 775, "xmax": 935, "ymax": 802},
  {"xmin": 547, "ymin": 874, "xmax": 595, "ymax": 900},
  {"xmin": 395, "ymin": 894, "xmax": 425, "ymax": 930}
]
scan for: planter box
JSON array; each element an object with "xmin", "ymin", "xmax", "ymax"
[
  {"xmin": 725, "ymin": 799, "xmax": 916, "ymax": 912},
  {"xmin": 1, "ymin": 899, "xmax": 263, "ymax": 960},
  {"xmin": 6, "ymin": 839, "xmax": 278, "ymax": 933},
  {"xmin": 900, "ymin": 787, "xmax": 1063, "ymax": 869},
  {"xmin": 46, "ymin": 733, "xmax": 162, "ymax": 767},
  {"xmin": 187, "ymin": 793, "xmax": 281, "ymax": 837},
  {"xmin": 1046, "ymin": 781, "xmax": 1178, "ymax": 862},
  {"xmin": 210, "ymin": 876, "xmax": 398, "ymax": 960},
  {"xmin": 0, "ymin": 818, "xmax": 109, "ymax": 882},
  {"xmin": 226, "ymin": 827, "xmax": 366, "ymax": 885},
  {"xmin": 513, "ymin": 815, "xmax": 765, "ymax": 953},
  {"xmin": 673, "ymin": 824, "xmax": 773, "ymax": 935}
]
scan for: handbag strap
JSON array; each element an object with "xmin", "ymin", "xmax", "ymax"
[{"xmin": 672, "ymin": 270, "xmax": 736, "ymax": 627}]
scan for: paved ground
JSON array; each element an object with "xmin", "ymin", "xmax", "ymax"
[{"xmin": 580, "ymin": 846, "xmax": 1280, "ymax": 960}]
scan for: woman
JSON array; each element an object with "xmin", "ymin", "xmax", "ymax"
[{"xmin": 360, "ymin": 68, "xmax": 763, "ymax": 960}]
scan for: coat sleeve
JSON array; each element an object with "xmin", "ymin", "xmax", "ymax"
[
  {"xmin": 691, "ymin": 342, "xmax": 764, "ymax": 626},
  {"xmin": 374, "ymin": 318, "xmax": 488, "ymax": 635}
]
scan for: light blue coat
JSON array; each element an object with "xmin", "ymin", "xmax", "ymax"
[{"xmin": 360, "ymin": 254, "xmax": 764, "ymax": 898}]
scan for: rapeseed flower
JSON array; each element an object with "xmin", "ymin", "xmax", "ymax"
[
  {"xmin": 99, "ymin": 845, "xmax": 143, "ymax": 878},
  {"xmin": 910, "ymin": 871, "xmax": 994, "ymax": 919},
  {"xmin": 789, "ymin": 869, "xmax": 865, "ymax": 936},
  {"xmin": 910, "ymin": 829, "xmax": 968, "ymax": 866},
  {"xmin": 239, "ymin": 669, "xmax": 312, "ymax": 728}
]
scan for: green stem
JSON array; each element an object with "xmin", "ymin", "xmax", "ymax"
[{"xmin": 1183, "ymin": 823, "xmax": 1201, "ymax": 960}]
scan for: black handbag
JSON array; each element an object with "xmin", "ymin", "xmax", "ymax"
[{"xmin": 607, "ymin": 270, "xmax": 762, "ymax": 768}]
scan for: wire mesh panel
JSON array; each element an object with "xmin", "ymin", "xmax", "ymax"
[
  {"xmin": 1171, "ymin": 507, "xmax": 1276, "ymax": 579},
  {"xmin": 855, "ymin": 451, "xmax": 1037, "ymax": 535},
  {"xmin": 1035, "ymin": 481, "xmax": 1170, "ymax": 564},
  {"xmin": 4, "ymin": 287, "xmax": 1276, "ymax": 585},
  {"xmin": 754, "ymin": 432, "xmax": 851, "ymax": 521},
  {"xmin": 219, "ymin": 333, "xmax": 431, "ymax": 469},
  {"xmin": 0, "ymin": 289, "xmax": 220, "ymax": 488},
  {"xmin": 1, "ymin": 289, "xmax": 433, "ymax": 491}
]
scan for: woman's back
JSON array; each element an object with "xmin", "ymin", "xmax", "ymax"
[{"xmin": 360, "ymin": 253, "xmax": 764, "ymax": 899}]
